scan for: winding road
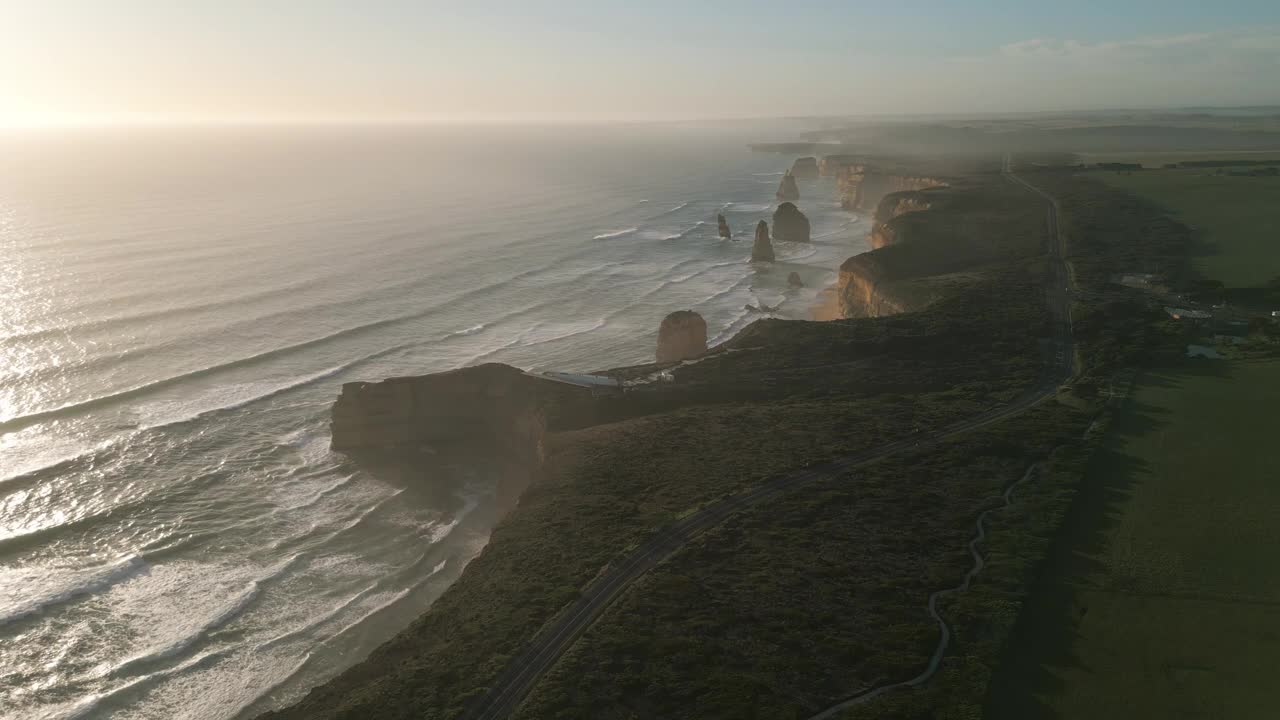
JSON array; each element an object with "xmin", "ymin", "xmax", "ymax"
[{"xmin": 461, "ymin": 161, "xmax": 1076, "ymax": 720}]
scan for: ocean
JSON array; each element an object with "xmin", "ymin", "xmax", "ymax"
[{"xmin": 0, "ymin": 123, "xmax": 868, "ymax": 719}]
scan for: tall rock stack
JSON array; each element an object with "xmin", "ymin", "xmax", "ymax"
[
  {"xmin": 717, "ymin": 213, "xmax": 732, "ymax": 239},
  {"xmin": 751, "ymin": 220, "xmax": 775, "ymax": 262},
  {"xmin": 656, "ymin": 310, "xmax": 708, "ymax": 363},
  {"xmin": 790, "ymin": 157, "xmax": 819, "ymax": 179},
  {"xmin": 776, "ymin": 170, "xmax": 800, "ymax": 201},
  {"xmin": 771, "ymin": 202, "xmax": 811, "ymax": 243}
]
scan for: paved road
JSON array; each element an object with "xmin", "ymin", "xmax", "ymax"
[{"xmin": 461, "ymin": 163, "xmax": 1076, "ymax": 720}]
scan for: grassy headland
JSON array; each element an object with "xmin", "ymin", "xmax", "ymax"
[{"xmin": 263, "ymin": 161, "xmax": 1168, "ymax": 720}]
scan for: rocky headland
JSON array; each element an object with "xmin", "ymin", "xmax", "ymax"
[{"xmin": 268, "ymin": 154, "xmax": 1081, "ymax": 720}]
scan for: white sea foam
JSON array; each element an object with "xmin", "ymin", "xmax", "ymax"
[
  {"xmin": 441, "ymin": 323, "xmax": 488, "ymax": 339},
  {"xmin": 0, "ymin": 555, "xmax": 147, "ymax": 627},
  {"xmin": 591, "ymin": 227, "xmax": 639, "ymax": 240}
]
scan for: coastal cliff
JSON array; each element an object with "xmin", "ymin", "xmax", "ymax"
[
  {"xmin": 331, "ymin": 364, "xmax": 597, "ymax": 510},
  {"xmin": 790, "ymin": 157, "xmax": 819, "ymax": 179},
  {"xmin": 266, "ymin": 166, "xmax": 1066, "ymax": 720},
  {"xmin": 835, "ymin": 255, "xmax": 910, "ymax": 318},
  {"xmin": 869, "ymin": 190, "xmax": 935, "ymax": 249},
  {"xmin": 837, "ymin": 169, "xmax": 945, "ymax": 211},
  {"xmin": 831, "ymin": 180, "xmax": 1029, "ymax": 319}
]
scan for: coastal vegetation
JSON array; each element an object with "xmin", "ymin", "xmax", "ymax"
[{"xmin": 265, "ymin": 159, "xmax": 1207, "ymax": 720}]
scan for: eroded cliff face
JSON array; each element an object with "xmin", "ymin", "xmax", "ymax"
[
  {"xmin": 868, "ymin": 190, "xmax": 934, "ymax": 249},
  {"xmin": 331, "ymin": 364, "xmax": 595, "ymax": 511},
  {"xmin": 836, "ymin": 256, "xmax": 909, "ymax": 318},
  {"xmin": 876, "ymin": 191, "xmax": 933, "ymax": 223},
  {"xmin": 836, "ymin": 170, "xmax": 945, "ymax": 211},
  {"xmin": 869, "ymin": 224, "xmax": 897, "ymax": 250},
  {"xmin": 819, "ymin": 155, "xmax": 860, "ymax": 177}
]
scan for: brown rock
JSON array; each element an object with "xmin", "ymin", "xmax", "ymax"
[
  {"xmin": 776, "ymin": 170, "xmax": 799, "ymax": 201},
  {"xmin": 790, "ymin": 157, "xmax": 819, "ymax": 179},
  {"xmin": 772, "ymin": 202, "xmax": 810, "ymax": 243},
  {"xmin": 788, "ymin": 272, "xmax": 803, "ymax": 288},
  {"xmin": 717, "ymin": 213, "xmax": 732, "ymax": 239},
  {"xmin": 751, "ymin": 220, "xmax": 775, "ymax": 262},
  {"xmin": 656, "ymin": 310, "xmax": 708, "ymax": 363}
]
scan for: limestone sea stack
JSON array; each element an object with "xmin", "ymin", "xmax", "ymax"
[
  {"xmin": 788, "ymin": 271, "xmax": 804, "ymax": 288},
  {"xmin": 771, "ymin": 202, "xmax": 811, "ymax": 243},
  {"xmin": 776, "ymin": 170, "xmax": 800, "ymax": 201},
  {"xmin": 790, "ymin": 157, "xmax": 819, "ymax": 179},
  {"xmin": 656, "ymin": 310, "xmax": 708, "ymax": 363},
  {"xmin": 717, "ymin": 213, "xmax": 732, "ymax": 239},
  {"xmin": 751, "ymin": 220, "xmax": 775, "ymax": 262}
]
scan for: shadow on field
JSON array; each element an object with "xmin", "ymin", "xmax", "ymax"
[{"xmin": 983, "ymin": 360, "xmax": 1233, "ymax": 718}]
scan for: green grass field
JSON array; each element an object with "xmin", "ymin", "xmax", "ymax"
[
  {"xmin": 989, "ymin": 359, "xmax": 1280, "ymax": 720},
  {"xmin": 1077, "ymin": 150, "xmax": 1280, "ymax": 167},
  {"xmin": 1097, "ymin": 170, "xmax": 1280, "ymax": 287}
]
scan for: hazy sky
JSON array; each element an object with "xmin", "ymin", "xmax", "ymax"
[{"xmin": 2, "ymin": 0, "xmax": 1279, "ymax": 125}]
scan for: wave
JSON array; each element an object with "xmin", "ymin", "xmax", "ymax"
[
  {"xmin": 708, "ymin": 307, "xmax": 759, "ymax": 346},
  {"xmin": 107, "ymin": 554, "xmax": 305, "ymax": 678},
  {"xmin": 1, "ymin": 275, "xmax": 327, "ymax": 347},
  {"xmin": 107, "ymin": 581, "xmax": 261, "ymax": 678},
  {"xmin": 134, "ymin": 364, "xmax": 351, "ymax": 431},
  {"xmin": 726, "ymin": 202, "xmax": 771, "ymax": 213},
  {"xmin": 465, "ymin": 317, "xmax": 609, "ymax": 365},
  {"xmin": 778, "ymin": 245, "xmax": 819, "ymax": 263},
  {"xmin": 0, "ymin": 437, "xmax": 122, "ymax": 491},
  {"xmin": 670, "ymin": 221, "xmax": 708, "ymax": 239},
  {"xmin": 267, "ymin": 488, "xmax": 406, "ymax": 559},
  {"xmin": 279, "ymin": 473, "xmax": 360, "ymax": 513},
  {"xmin": 592, "ymin": 227, "xmax": 639, "ymax": 240},
  {"xmin": 0, "ymin": 555, "xmax": 147, "ymax": 628},
  {"xmin": 234, "ymin": 554, "xmax": 454, "ymax": 718},
  {"xmin": 650, "ymin": 201, "xmax": 691, "ymax": 218},
  {"xmin": 441, "ymin": 323, "xmax": 488, "ymax": 340},
  {"xmin": 752, "ymin": 171, "xmax": 785, "ymax": 176},
  {"xmin": 0, "ymin": 326, "xmax": 423, "ymax": 437},
  {"xmin": 694, "ymin": 274, "xmax": 755, "ymax": 309},
  {"xmin": 53, "ymin": 648, "xmax": 233, "ymax": 720},
  {"xmin": 1, "ymin": 242, "xmax": 634, "ymax": 428}
]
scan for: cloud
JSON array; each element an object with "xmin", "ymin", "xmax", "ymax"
[{"xmin": 998, "ymin": 29, "xmax": 1278, "ymax": 61}]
